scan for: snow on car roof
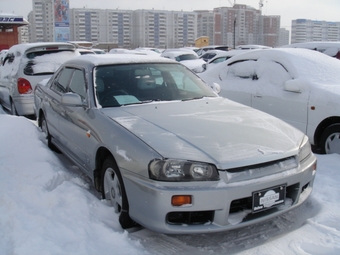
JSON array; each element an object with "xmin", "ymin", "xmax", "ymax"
[
  {"xmin": 224, "ymin": 48, "xmax": 340, "ymax": 82},
  {"xmin": 70, "ymin": 54, "xmax": 176, "ymax": 66}
]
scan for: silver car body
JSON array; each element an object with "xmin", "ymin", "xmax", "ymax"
[
  {"xmin": 0, "ymin": 42, "xmax": 79, "ymax": 116},
  {"xmin": 34, "ymin": 54, "xmax": 316, "ymax": 234}
]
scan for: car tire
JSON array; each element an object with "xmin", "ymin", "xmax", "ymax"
[
  {"xmin": 40, "ymin": 113, "xmax": 60, "ymax": 153},
  {"xmin": 320, "ymin": 124, "xmax": 340, "ymax": 154},
  {"xmin": 101, "ymin": 156, "xmax": 137, "ymax": 229}
]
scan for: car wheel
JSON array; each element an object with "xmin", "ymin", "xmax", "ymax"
[
  {"xmin": 101, "ymin": 156, "xmax": 137, "ymax": 229},
  {"xmin": 11, "ymin": 101, "xmax": 17, "ymax": 116},
  {"xmin": 40, "ymin": 114, "xmax": 60, "ymax": 153},
  {"xmin": 320, "ymin": 124, "xmax": 340, "ymax": 154}
]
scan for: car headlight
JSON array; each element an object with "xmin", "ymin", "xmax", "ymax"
[
  {"xmin": 299, "ymin": 135, "xmax": 312, "ymax": 162},
  {"xmin": 149, "ymin": 159, "xmax": 219, "ymax": 182}
]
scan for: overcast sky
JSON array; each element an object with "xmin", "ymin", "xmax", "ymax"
[{"xmin": 0, "ymin": 0, "xmax": 339, "ymax": 30}]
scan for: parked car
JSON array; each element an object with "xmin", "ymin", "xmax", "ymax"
[
  {"xmin": 109, "ymin": 48, "xmax": 147, "ymax": 55},
  {"xmin": 195, "ymin": 45, "xmax": 230, "ymax": 56},
  {"xmin": 92, "ymin": 48, "xmax": 106, "ymax": 54},
  {"xmin": 202, "ymin": 49, "xmax": 253, "ymax": 71},
  {"xmin": 34, "ymin": 54, "xmax": 316, "ymax": 234},
  {"xmin": 199, "ymin": 49, "xmax": 227, "ymax": 62},
  {"xmin": 281, "ymin": 41, "xmax": 340, "ymax": 60},
  {"xmin": 199, "ymin": 48, "xmax": 340, "ymax": 154},
  {"xmin": 76, "ymin": 48, "xmax": 96, "ymax": 55},
  {"xmin": 235, "ymin": 44, "xmax": 272, "ymax": 50},
  {"xmin": 161, "ymin": 49, "xmax": 205, "ymax": 73},
  {"xmin": 0, "ymin": 42, "xmax": 80, "ymax": 117}
]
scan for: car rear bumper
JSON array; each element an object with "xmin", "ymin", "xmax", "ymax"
[
  {"xmin": 13, "ymin": 95, "xmax": 35, "ymax": 116},
  {"xmin": 123, "ymin": 154, "xmax": 317, "ymax": 234}
]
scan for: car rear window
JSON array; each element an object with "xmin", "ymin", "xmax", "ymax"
[{"xmin": 24, "ymin": 50, "xmax": 79, "ymax": 75}]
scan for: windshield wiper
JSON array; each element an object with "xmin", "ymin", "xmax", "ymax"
[{"xmin": 182, "ymin": 96, "xmax": 204, "ymax": 101}]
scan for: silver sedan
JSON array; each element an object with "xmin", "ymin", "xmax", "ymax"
[{"xmin": 34, "ymin": 54, "xmax": 317, "ymax": 234}]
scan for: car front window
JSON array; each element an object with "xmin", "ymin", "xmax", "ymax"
[{"xmin": 94, "ymin": 63, "xmax": 216, "ymax": 108}]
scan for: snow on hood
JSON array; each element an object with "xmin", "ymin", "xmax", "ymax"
[
  {"xmin": 102, "ymin": 97, "xmax": 304, "ymax": 169},
  {"xmin": 181, "ymin": 59, "xmax": 205, "ymax": 73}
]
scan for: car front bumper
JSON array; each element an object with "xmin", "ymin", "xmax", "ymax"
[{"xmin": 123, "ymin": 153, "xmax": 317, "ymax": 234}]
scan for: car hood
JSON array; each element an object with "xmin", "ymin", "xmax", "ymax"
[
  {"xmin": 180, "ymin": 59, "xmax": 205, "ymax": 73},
  {"xmin": 103, "ymin": 97, "xmax": 304, "ymax": 169}
]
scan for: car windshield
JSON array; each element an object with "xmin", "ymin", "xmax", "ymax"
[{"xmin": 94, "ymin": 63, "xmax": 217, "ymax": 108}]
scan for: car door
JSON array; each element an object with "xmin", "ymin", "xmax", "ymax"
[
  {"xmin": 250, "ymin": 59, "xmax": 308, "ymax": 133},
  {"xmin": 218, "ymin": 60, "xmax": 255, "ymax": 107},
  {"xmin": 58, "ymin": 67, "xmax": 89, "ymax": 169}
]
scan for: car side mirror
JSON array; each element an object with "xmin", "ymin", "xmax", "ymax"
[
  {"xmin": 284, "ymin": 80, "xmax": 302, "ymax": 93},
  {"xmin": 61, "ymin": 93, "xmax": 86, "ymax": 107},
  {"xmin": 209, "ymin": 82, "xmax": 221, "ymax": 94}
]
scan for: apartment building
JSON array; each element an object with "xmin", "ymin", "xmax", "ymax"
[
  {"xmin": 291, "ymin": 19, "xmax": 340, "ymax": 43},
  {"xmin": 195, "ymin": 4, "xmax": 281, "ymax": 48},
  {"xmin": 69, "ymin": 8, "xmax": 132, "ymax": 48},
  {"xmin": 278, "ymin": 28, "xmax": 290, "ymax": 46},
  {"xmin": 26, "ymin": 1, "xmax": 285, "ymax": 48},
  {"xmin": 196, "ymin": 4, "xmax": 266, "ymax": 48},
  {"xmin": 28, "ymin": 0, "xmax": 55, "ymax": 42}
]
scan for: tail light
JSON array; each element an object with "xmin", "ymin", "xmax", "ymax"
[{"xmin": 17, "ymin": 78, "xmax": 32, "ymax": 94}]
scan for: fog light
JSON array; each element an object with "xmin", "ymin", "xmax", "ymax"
[{"xmin": 172, "ymin": 195, "xmax": 192, "ymax": 206}]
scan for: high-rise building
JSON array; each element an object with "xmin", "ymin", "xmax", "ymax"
[
  {"xmin": 26, "ymin": 1, "xmax": 284, "ymax": 48},
  {"xmin": 278, "ymin": 28, "xmax": 290, "ymax": 46},
  {"xmin": 130, "ymin": 9, "xmax": 196, "ymax": 48},
  {"xmin": 291, "ymin": 19, "xmax": 340, "ymax": 43},
  {"xmin": 196, "ymin": 4, "xmax": 262, "ymax": 47},
  {"xmin": 262, "ymin": 15, "xmax": 280, "ymax": 47},
  {"xmin": 28, "ymin": 0, "xmax": 55, "ymax": 42}
]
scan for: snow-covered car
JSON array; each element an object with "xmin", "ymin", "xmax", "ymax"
[
  {"xmin": 161, "ymin": 49, "xmax": 205, "ymax": 73},
  {"xmin": 281, "ymin": 41, "xmax": 340, "ymax": 60},
  {"xmin": 34, "ymin": 54, "xmax": 317, "ymax": 234},
  {"xmin": 202, "ymin": 49, "xmax": 253, "ymax": 71},
  {"xmin": 76, "ymin": 48, "xmax": 96, "ymax": 55},
  {"xmin": 235, "ymin": 44, "xmax": 272, "ymax": 50},
  {"xmin": 195, "ymin": 45, "xmax": 230, "ymax": 57},
  {"xmin": 0, "ymin": 42, "xmax": 80, "ymax": 117},
  {"xmin": 199, "ymin": 48, "xmax": 340, "ymax": 155},
  {"xmin": 199, "ymin": 49, "xmax": 227, "ymax": 62}
]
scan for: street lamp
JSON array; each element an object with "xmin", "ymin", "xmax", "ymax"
[{"xmin": 233, "ymin": 15, "xmax": 237, "ymax": 49}]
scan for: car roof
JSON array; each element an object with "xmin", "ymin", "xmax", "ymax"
[
  {"xmin": 64, "ymin": 54, "xmax": 176, "ymax": 67},
  {"xmin": 220, "ymin": 48, "xmax": 340, "ymax": 81}
]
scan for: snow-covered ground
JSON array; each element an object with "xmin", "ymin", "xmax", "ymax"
[{"xmin": 1, "ymin": 106, "xmax": 340, "ymax": 255}]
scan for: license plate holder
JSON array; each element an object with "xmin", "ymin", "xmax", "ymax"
[{"xmin": 252, "ymin": 184, "xmax": 286, "ymax": 213}]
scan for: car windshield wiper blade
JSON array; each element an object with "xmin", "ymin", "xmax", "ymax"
[
  {"xmin": 121, "ymin": 99, "xmax": 161, "ymax": 106},
  {"xmin": 182, "ymin": 96, "xmax": 205, "ymax": 101}
]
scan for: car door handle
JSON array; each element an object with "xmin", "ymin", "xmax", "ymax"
[{"xmin": 254, "ymin": 95, "xmax": 262, "ymax": 98}]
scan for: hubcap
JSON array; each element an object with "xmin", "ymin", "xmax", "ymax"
[
  {"xmin": 104, "ymin": 167, "xmax": 123, "ymax": 214},
  {"xmin": 325, "ymin": 132, "xmax": 340, "ymax": 154}
]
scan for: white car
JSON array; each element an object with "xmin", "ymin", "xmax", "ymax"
[
  {"xmin": 0, "ymin": 42, "xmax": 80, "ymax": 117},
  {"xmin": 202, "ymin": 50, "xmax": 253, "ymax": 71},
  {"xmin": 161, "ymin": 49, "xmax": 205, "ymax": 73},
  {"xmin": 281, "ymin": 41, "xmax": 340, "ymax": 60},
  {"xmin": 199, "ymin": 48, "xmax": 340, "ymax": 154}
]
